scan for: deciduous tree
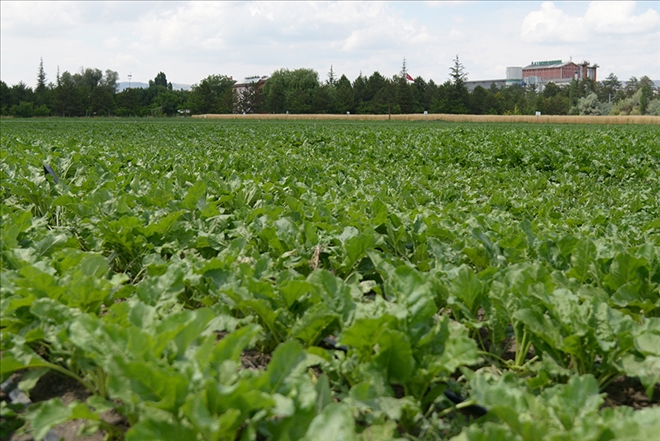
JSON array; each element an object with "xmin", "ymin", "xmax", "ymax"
[{"xmin": 189, "ymin": 74, "xmax": 235, "ymax": 114}]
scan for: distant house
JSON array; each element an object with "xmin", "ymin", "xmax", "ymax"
[
  {"xmin": 232, "ymin": 76, "xmax": 269, "ymax": 96},
  {"xmin": 232, "ymin": 76, "xmax": 269, "ymax": 113}
]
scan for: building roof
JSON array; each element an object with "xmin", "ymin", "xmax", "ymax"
[
  {"xmin": 464, "ymin": 79, "xmax": 506, "ymax": 91},
  {"xmin": 233, "ymin": 75, "xmax": 269, "ymax": 88},
  {"xmin": 522, "ymin": 60, "xmax": 572, "ymax": 69}
]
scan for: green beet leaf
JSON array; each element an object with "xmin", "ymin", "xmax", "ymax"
[
  {"xmin": 301, "ymin": 403, "xmax": 357, "ymax": 441},
  {"xmin": 181, "ymin": 180, "xmax": 207, "ymax": 211},
  {"xmin": 125, "ymin": 410, "xmax": 198, "ymax": 441},
  {"xmin": 259, "ymin": 339, "xmax": 308, "ymax": 396},
  {"xmin": 373, "ymin": 328, "xmax": 415, "ymax": 384}
]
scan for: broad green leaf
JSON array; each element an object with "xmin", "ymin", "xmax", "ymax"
[
  {"xmin": 126, "ymin": 412, "xmax": 198, "ymax": 441},
  {"xmin": 373, "ymin": 328, "xmax": 415, "ymax": 384},
  {"xmin": 67, "ymin": 314, "xmax": 118, "ymax": 361},
  {"xmin": 0, "ymin": 354, "xmax": 34, "ymax": 377},
  {"xmin": 370, "ymin": 199, "xmax": 388, "ymax": 227},
  {"xmin": 206, "ymin": 378, "xmax": 275, "ymax": 417},
  {"xmin": 182, "ymin": 392, "xmax": 242, "ymax": 441},
  {"xmin": 301, "ymin": 403, "xmax": 357, "ymax": 441},
  {"xmin": 289, "ymin": 303, "xmax": 337, "ymax": 346},
  {"xmin": 280, "ymin": 279, "xmax": 314, "ymax": 308},
  {"xmin": 1, "ymin": 209, "xmax": 32, "ymax": 249},
  {"xmin": 469, "ymin": 373, "xmax": 547, "ymax": 441},
  {"xmin": 620, "ymin": 354, "xmax": 660, "ymax": 399},
  {"xmin": 543, "ymin": 375, "xmax": 602, "ymax": 431},
  {"xmin": 340, "ymin": 315, "xmax": 397, "ymax": 354},
  {"xmin": 439, "ymin": 336, "xmax": 480, "ymax": 375},
  {"xmin": 1, "ymin": 345, "xmax": 54, "ymax": 378},
  {"xmin": 385, "ymin": 266, "xmax": 437, "ymax": 334},
  {"xmin": 145, "ymin": 210, "xmax": 184, "ymax": 237},
  {"xmin": 567, "ymin": 238, "xmax": 596, "ymax": 282},
  {"xmin": 343, "ymin": 228, "xmax": 381, "ymax": 268},
  {"xmin": 451, "ymin": 423, "xmax": 521, "ymax": 441},
  {"xmin": 605, "ymin": 252, "xmax": 646, "ymax": 291},
  {"xmin": 308, "ymin": 269, "xmax": 355, "ymax": 322},
  {"xmin": 136, "ymin": 264, "xmax": 185, "ymax": 307},
  {"xmin": 211, "ymin": 324, "xmax": 262, "ymax": 364},
  {"xmin": 513, "ymin": 308, "xmax": 562, "ymax": 349},
  {"xmin": 315, "ymin": 374, "xmax": 332, "ymax": 414},
  {"xmin": 18, "ymin": 368, "xmax": 49, "ymax": 393},
  {"xmin": 357, "ymin": 420, "xmax": 398, "ymax": 441},
  {"xmin": 107, "ymin": 356, "xmax": 189, "ymax": 413},
  {"xmin": 182, "ymin": 180, "xmax": 206, "ymax": 211},
  {"xmin": 608, "ymin": 406, "xmax": 660, "ymax": 441},
  {"xmin": 261, "ymin": 339, "xmax": 308, "ymax": 395},
  {"xmin": 239, "ymin": 298, "xmax": 283, "ymax": 342},
  {"xmin": 634, "ymin": 331, "xmax": 660, "ymax": 357},
  {"xmin": 155, "ymin": 308, "xmax": 215, "ymax": 359},
  {"xmin": 25, "ymin": 399, "xmax": 103, "ymax": 441},
  {"xmin": 16, "ymin": 265, "xmax": 66, "ymax": 300},
  {"xmin": 34, "ymin": 232, "xmax": 69, "ymax": 257},
  {"xmin": 77, "ymin": 253, "xmax": 109, "ymax": 278},
  {"xmin": 26, "ymin": 399, "xmax": 72, "ymax": 441},
  {"xmin": 448, "ymin": 264, "xmax": 483, "ymax": 315}
]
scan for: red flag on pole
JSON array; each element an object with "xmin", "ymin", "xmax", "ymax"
[{"xmin": 405, "ymin": 73, "xmax": 414, "ymax": 81}]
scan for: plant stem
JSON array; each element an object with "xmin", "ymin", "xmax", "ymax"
[
  {"xmin": 438, "ymin": 398, "xmax": 479, "ymax": 417},
  {"xmin": 515, "ymin": 329, "xmax": 529, "ymax": 367}
]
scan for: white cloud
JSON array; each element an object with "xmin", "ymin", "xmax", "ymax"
[
  {"xmin": 0, "ymin": 1, "xmax": 81, "ymax": 38},
  {"xmin": 424, "ymin": 1, "xmax": 469, "ymax": 8},
  {"xmin": 128, "ymin": 0, "xmax": 435, "ymax": 74},
  {"xmin": 448, "ymin": 28, "xmax": 464, "ymax": 42},
  {"xmin": 1, "ymin": 1, "xmax": 658, "ymax": 88},
  {"xmin": 520, "ymin": 2, "xmax": 587, "ymax": 43},
  {"xmin": 103, "ymin": 37, "xmax": 122, "ymax": 50},
  {"xmin": 584, "ymin": 2, "xmax": 660, "ymax": 34},
  {"xmin": 521, "ymin": 1, "xmax": 660, "ymax": 44}
]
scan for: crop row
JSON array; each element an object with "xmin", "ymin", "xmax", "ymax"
[{"xmin": 1, "ymin": 120, "xmax": 659, "ymax": 440}]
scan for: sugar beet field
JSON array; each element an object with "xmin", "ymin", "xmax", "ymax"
[{"xmin": 1, "ymin": 119, "xmax": 659, "ymax": 441}]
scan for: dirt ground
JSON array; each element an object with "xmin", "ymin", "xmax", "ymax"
[
  {"xmin": 1, "ymin": 372, "xmax": 125, "ymax": 441},
  {"xmin": 602, "ymin": 376, "xmax": 660, "ymax": 410}
]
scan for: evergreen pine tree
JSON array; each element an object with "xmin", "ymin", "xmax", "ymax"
[
  {"xmin": 327, "ymin": 65, "xmax": 336, "ymax": 86},
  {"xmin": 396, "ymin": 58, "xmax": 414, "ymax": 114},
  {"xmin": 447, "ymin": 55, "xmax": 469, "ymax": 113},
  {"xmin": 36, "ymin": 58, "xmax": 47, "ymax": 93},
  {"xmin": 449, "ymin": 55, "xmax": 467, "ymax": 85}
]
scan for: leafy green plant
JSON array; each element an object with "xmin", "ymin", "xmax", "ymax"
[{"xmin": 1, "ymin": 119, "xmax": 658, "ymax": 440}]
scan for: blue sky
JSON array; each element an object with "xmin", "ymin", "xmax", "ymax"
[{"xmin": 1, "ymin": 1, "xmax": 658, "ymax": 88}]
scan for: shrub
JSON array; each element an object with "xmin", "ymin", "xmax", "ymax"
[
  {"xmin": 10, "ymin": 101, "xmax": 34, "ymax": 118},
  {"xmin": 572, "ymin": 93, "xmax": 610, "ymax": 115}
]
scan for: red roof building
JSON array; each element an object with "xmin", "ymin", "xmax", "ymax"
[
  {"xmin": 522, "ymin": 60, "xmax": 597, "ymax": 83},
  {"xmin": 232, "ymin": 76, "xmax": 269, "ymax": 95}
]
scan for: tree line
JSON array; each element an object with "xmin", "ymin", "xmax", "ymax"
[{"xmin": 1, "ymin": 57, "xmax": 658, "ymax": 117}]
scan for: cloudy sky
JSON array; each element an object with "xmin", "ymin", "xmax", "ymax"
[{"xmin": 1, "ymin": 1, "xmax": 659, "ymax": 88}]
